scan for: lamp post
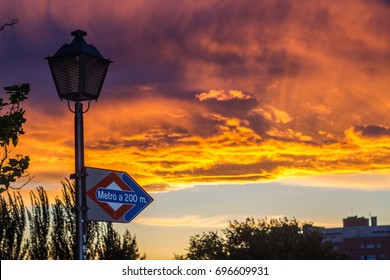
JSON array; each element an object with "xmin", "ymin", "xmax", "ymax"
[{"xmin": 46, "ymin": 30, "xmax": 111, "ymax": 260}]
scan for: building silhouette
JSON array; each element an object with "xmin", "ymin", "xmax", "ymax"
[{"xmin": 319, "ymin": 216, "xmax": 390, "ymax": 260}]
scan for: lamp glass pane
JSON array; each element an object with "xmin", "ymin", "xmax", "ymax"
[
  {"xmin": 84, "ymin": 55, "xmax": 109, "ymax": 99},
  {"xmin": 50, "ymin": 55, "xmax": 80, "ymax": 100}
]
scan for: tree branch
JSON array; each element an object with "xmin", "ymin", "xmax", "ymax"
[
  {"xmin": 0, "ymin": 18, "xmax": 19, "ymax": 32},
  {"xmin": 9, "ymin": 174, "xmax": 35, "ymax": 190}
]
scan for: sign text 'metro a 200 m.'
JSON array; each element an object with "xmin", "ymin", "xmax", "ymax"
[{"xmin": 96, "ymin": 188, "xmax": 148, "ymax": 204}]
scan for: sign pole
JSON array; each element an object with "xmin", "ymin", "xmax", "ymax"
[{"xmin": 74, "ymin": 101, "xmax": 87, "ymax": 260}]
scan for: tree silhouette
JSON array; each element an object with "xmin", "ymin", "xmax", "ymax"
[
  {"xmin": 50, "ymin": 180, "xmax": 75, "ymax": 259},
  {"xmin": 1, "ymin": 18, "xmax": 31, "ymax": 193},
  {"xmin": 184, "ymin": 231, "xmax": 227, "ymax": 260},
  {"xmin": 0, "ymin": 84, "xmax": 31, "ymax": 193},
  {"xmin": 177, "ymin": 217, "xmax": 346, "ymax": 260},
  {"xmin": 25, "ymin": 187, "xmax": 50, "ymax": 259},
  {"xmin": 0, "ymin": 180, "xmax": 145, "ymax": 259},
  {"xmin": 50, "ymin": 179, "xmax": 144, "ymax": 260},
  {"xmin": 97, "ymin": 223, "xmax": 145, "ymax": 260},
  {"xmin": 0, "ymin": 191, "xmax": 27, "ymax": 259}
]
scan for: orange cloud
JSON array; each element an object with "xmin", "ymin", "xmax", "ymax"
[
  {"xmin": 251, "ymin": 105, "xmax": 293, "ymax": 124},
  {"xmin": 3, "ymin": 0, "xmax": 390, "ymax": 194},
  {"xmin": 196, "ymin": 90, "xmax": 254, "ymax": 101},
  {"xmin": 16, "ymin": 92, "xmax": 390, "ymax": 194}
]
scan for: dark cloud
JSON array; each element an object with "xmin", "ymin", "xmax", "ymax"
[
  {"xmin": 154, "ymin": 161, "xmax": 276, "ymax": 182},
  {"xmin": 374, "ymin": 0, "xmax": 390, "ymax": 6},
  {"xmin": 246, "ymin": 114, "xmax": 271, "ymax": 137},
  {"xmin": 126, "ymin": 129, "xmax": 195, "ymax": 150},
  {"xmin": 0, "ymin": 0, "xmax": 368, "ymax": 107},
  {"xmin": 87, "ymin": 126, "xmax": 197, "ymax": 151},
  {"xmin": 256, "ymin": 48, "xmax": 302, "ymax": 77},
  {"xmin": 189, "ymin": 114, "xmax": 222, "ymax": 138},
  {"xmin": 353, "ymin": 125, "xmax": 390, "ymax": 138},
  {"xmin": 89, "ymin": 0, "xmax": 298, "ymax": 95},
  {"xmin": 197, "ymin": 97, "xmax": 260, "ymax": 119}
]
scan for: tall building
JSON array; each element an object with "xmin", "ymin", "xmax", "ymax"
[{"xmin": 319, "ymin": 216, "xmax": 390, "ymax": 260}]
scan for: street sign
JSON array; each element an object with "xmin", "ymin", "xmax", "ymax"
[{"xmin": 86, "ymin": 167, "xmax": 153, "ymax": 223}]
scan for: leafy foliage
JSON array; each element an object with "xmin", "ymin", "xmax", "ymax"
[
  {"xmin": 0, "ymin": 180, "xmax": 145, "ymax": 260},
  {"xmin": 50, "ymin": 180, "xmax": 75, "ymax": 259},
  {"xmin": 25, "ymin": 187, "xmax": 50, "ymax": 259},
  {"xmin": 177, "ymin": 217, "xmax": 345, "ymax": 260},
  {"xmin": 0, "ymin": 192, "xmax": 27, "ymax": 259},
  {"xmin": 97, "ymin": 224, "xmax": 145, "ymax": 260},
  {"xmin": 0, "ymin": 83, "xmax": 31, "ymax": 193},
  {"xmin": 185, "ymin": 231, "xmax": 226, "ymax": 260}
]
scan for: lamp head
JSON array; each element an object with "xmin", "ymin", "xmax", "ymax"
[{"xmin": 46, "ymin": 30, "xmax": 112, "ymax": 102}]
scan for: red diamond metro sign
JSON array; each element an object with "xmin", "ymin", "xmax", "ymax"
[{"xmin": 86, "ymin": 167, "xmax": 153, "ymax": 223}]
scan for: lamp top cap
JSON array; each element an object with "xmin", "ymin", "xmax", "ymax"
[
  {"xmin": 71, "ymin": 29, "xmax": 87, "ymax": 38},
  {"xmin": 47, "ymin": 29, "xmax": 111, "ymax": 61}
]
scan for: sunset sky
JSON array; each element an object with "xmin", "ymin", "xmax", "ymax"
[{"xmin": 1, "ymin": 0, "xmax": 390, "ymax": 259}]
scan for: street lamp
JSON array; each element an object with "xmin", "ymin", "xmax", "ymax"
[{"xmin": 46, "ymin": 30, "xmax": 112, "ymax": 260}]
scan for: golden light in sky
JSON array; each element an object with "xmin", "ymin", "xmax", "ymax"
[
  {"xmin": 1, "ymin": 0, "xmax": 390, "ymax": 259},
  {"xmin": 3, "ymin": 0, "xmax": 388, "ymax": 193}
]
